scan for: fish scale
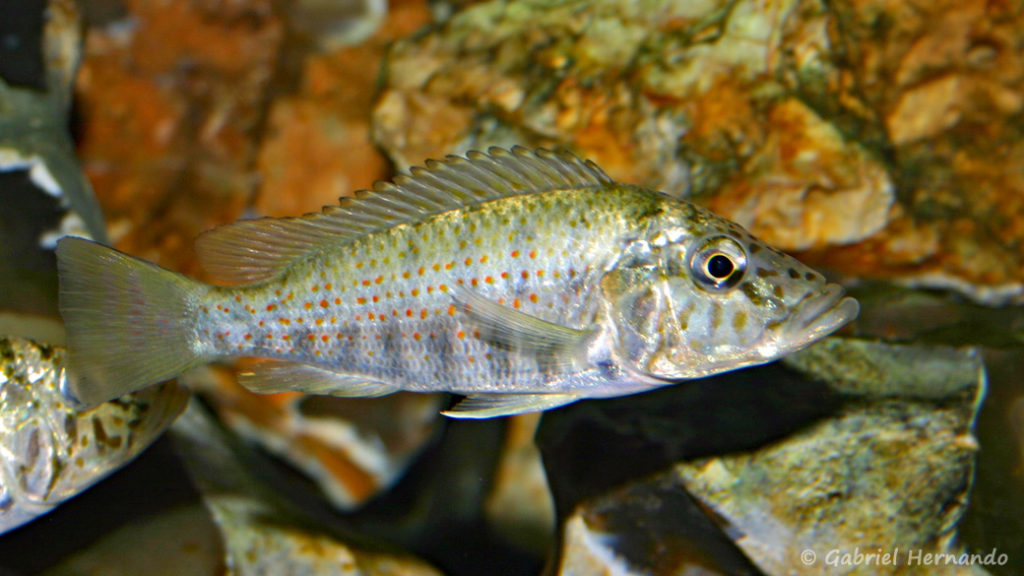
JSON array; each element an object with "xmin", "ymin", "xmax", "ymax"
[
  {"xmin": 56, "ymin": 146, "xmax": 858, "ymax": 418},
  {"xmin": 198, "ymin": 187, "xmax": 654, "ymax": 394}
]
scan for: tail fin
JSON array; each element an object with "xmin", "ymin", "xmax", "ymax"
[{"xmin": 56, "ymin": 236, "xmax": 207, "ymax": 407}]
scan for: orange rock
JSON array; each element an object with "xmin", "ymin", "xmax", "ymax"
[{"xmin": 76, "ymin": 0, "xmax": 283, "ymax": 278}]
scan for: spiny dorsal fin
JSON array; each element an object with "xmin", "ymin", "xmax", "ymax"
[{"xmin": 196, "ymin": 146, "xmax": 613, "ymax": 284}]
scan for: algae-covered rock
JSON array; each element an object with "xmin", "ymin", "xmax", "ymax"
[{"xmin": 375, "ymin": 0, "xmax": 1024, "ymax": 304}]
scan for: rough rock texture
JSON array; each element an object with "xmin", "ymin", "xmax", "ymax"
[
  {"xmin": 373, "ymin": 0, "xmax": 1024, "ymax": 304},
  {"xmin": 75, "ymin": 0, "xmax": 283, "ymax": 277},
  {"xmin": 255, "ymin": 0, "xmax": 431, "ymax": 218},
  {"xmin": 188, "ymin": 365, "xmax": 442, "ymax": 510},
  {"xmin": 172, "ymin": 401, "xmax": 444, "ymax": 576}
]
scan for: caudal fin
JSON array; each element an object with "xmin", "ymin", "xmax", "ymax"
[{"xmin": 56, "ymin": 236, "xmax": 207, "ymax": 407}]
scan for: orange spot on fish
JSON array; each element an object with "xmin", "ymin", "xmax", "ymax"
[
  {"xmin": 417, "ymin": 266, "xmax": 425, "ymax": 276},
  {"xmin": 368, "ymin": 313, "xmax": 376, "ymax": 320},
  {"xmin": 414, "ymin": 333, "xmax": 421, "ymax": 340},
  {"xmin": 235, "ymin": 296, "xmax": 242, "ymax": 303},
  {"xmin": 258, "ymin": 320, "xmax": 265, "ymax": 327},
  {"xmin": 305, "ymin": 302, "xmax": 313, "ymax": 310},
  {"xmin": 316, "ymin": 318, "xmax": 324, "ymax": 325},
  {"xmin": 244, "ymin": 333, "xmax": 252, "ymax": 340},
  {"xmin": 318, "ymin": 299, "xmax": 327, "ymax": 308},
  {"xmin": 432, "ymin": 263, "xmax": 441, "ymax": 272},
  {"xmin": 308, "ymin": 334, "xmax": 316, "ymax": 341},
  {"xmin": 480, "ymin": 255, "xmax": 488, "ymax": 263},
  {"xmin": 282, "ymin": 335, "xmax": 290, "ymax": 341},
  {"xmin": 445, "ymin": 262, "xmax": 454, "ymax": 270},
  {"xmin": 427, "ymin": 286, "xmax": 434, "ymax": 293},
  {"xmin": 372, "ymin": 295, "xmax": 379, "ymax": 303},
  {"xmin": 471, "ymin": 278, "xmax": 479, "ymax": 287},
  {"xmin": 511, "ymin": 250, "xmax": 520, "ymax": 258},
  {"xmin": 448, "ymin": 305, "xmax": 456, "ymax": 316},
  {"xmin": 421, "ymin": 309, "xmax": 428, "ymax": 319},
  {"xmin": 406, "ymin": 309, "xmax": 413, "ymax": 317},
  {"xmin": 357, "ymin": 297, "xmax": 367, "ymax": 305},
  {"xmin": 457, "ymin": 330, "xmax": 466, "ymax": 339},
  {"xmin": 513, "ymin": 298, "xmax": 521, "ymax": 309},
  {"xmin": 322, "ymin": 335, "xmax": 329, "ymax": 342},
  {"xmin": 356, "ymin": 262, "xmax": 363, "ymax": 269},
  {"xmin": 500, "ymin": 271, "xmax": 509, "ymax": 279},
  {"xmin": 529, "ymin": 250, "xmax": 536, "ymax": 259},
  {"xmin": 334, "ymin": 298, "xmax": 341, "ymax": 305},
  {"xmin": 485, "ymin": 276, "xmax": 494, "ymax": 284},
  {"xmin": 411, "ymin": 288, "xmax": 420, "ymax": 297},
  {"xmin": 521, "ymin": 271, "xmax": 529, "ymax": 279},
  {"xmin": 529, "ymin": 293, "xmax": 538, "ymax": 303},
  {"xmin": 362, "ymin": 280, "xmax": 371, "ymax": 286},
  {"xmin": 464, "ymin": 257, "xmax": 473, "ymax": 266},
  {"xmin": 468, "ymin": 355, "xmax": 476, "ymax": 364},
  {"xmin": 313, "ymin": 285, "xmax": 319, "ymax": 292},
  {"xmin": 325, "ymin": 283, "xmax": 332, "ymax": 290},
  {"xmin": 402, "ymin": 271, "xmax": 410, "ymax": 279},
  {"xmin": 278, "ymin": 318, "xmax": 291, "ymax": 325},
  {"xmin": 375, "ymin": 276, "xmax": 383, "ymax": 284}
]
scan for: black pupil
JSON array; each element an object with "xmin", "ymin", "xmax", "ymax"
[{"xmin": 707, "ymin": 254, "xmax": 734, "ymax": 279}]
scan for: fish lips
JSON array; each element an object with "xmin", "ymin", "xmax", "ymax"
[{"xmin": 778, "ymin": 283, "xmax": 859, "ymax": 350}]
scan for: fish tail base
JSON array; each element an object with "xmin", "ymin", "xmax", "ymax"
[{"xmin": 57, "ymin": 236, "xmax": 206, "ymax": 407}]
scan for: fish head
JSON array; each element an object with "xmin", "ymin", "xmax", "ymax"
[{"xmin": 601, "ymin": 211, "xmax": 858, "ymax": 381}]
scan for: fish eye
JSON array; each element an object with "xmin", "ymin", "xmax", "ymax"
[{"xmin": 689, "ymin": 236, "xmax": 747, "ymax": 290}]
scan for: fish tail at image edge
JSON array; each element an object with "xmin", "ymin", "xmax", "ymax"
[{"xmin": 56, "ymin": 236, "xmax": 206, "ymax": 407}]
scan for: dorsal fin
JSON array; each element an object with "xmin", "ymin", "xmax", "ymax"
[{"xmin": 195, "ymin": 146, "xmax": 614, "ymax": 284}]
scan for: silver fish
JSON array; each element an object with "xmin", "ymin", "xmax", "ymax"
[
  {"xmin": 0, "ymin": 336, "xmax": 187, "ymax": 534},
  {"xmin": 56, "ymin": 147, "xmax": 858, "ymax": 418}
]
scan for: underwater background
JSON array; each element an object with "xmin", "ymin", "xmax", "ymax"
[{"xmin": 1, "ymin": 0, "xmax": 1022, "ymax": 574}]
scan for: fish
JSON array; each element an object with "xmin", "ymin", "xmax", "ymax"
[
  {"xmin": 56, "ymin": 146, "xmax": 858, "ymax": 419},
  {"xmin": 0, "ymin": 335, "xmax": 187, "ymax": 534}
]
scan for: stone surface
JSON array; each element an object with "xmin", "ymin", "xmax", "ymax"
[
  {"xmin": 0, "ymin": 0, "xmax": 107, "ymax": 322},
  {"xmin": 483, "ymin": 412, "xmax": 554, "ymax": 555},
  {"xmin": 374, "ymin": 0, "xmax": 1024, "ymax": 304},
  {"xmin": 255, "ymin": 0, "xmax": 431, "ymax": 218},
  {"xmin": 75, "ymin": 0, "xmax": 283, "ymax": 277},
  {"xmin": 188, "ymin": 365, "xmax": 443, "ymax": 511},
  {"xmin": 171, "ymin": 400, "xmax": 444, "ymax": 576}
]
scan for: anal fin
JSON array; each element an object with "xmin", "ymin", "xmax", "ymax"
[
  {"xmin": 238, "ymin": 361, "xmax": 399, "ymax": 398},
  {"xmin": 442, "ymin": 393, "xmax": 581, "ymax": 419}
]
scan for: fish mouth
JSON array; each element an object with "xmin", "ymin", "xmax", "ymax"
[{"xmin": 780, "ymin": 283, "xmax": 859, "ymax": 348}]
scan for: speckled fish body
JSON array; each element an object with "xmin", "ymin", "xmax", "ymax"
[
  {"xmin": 57, "ymin": 147, "xmax": 858, "ymax": 418},
  {"xmin": 0, "ymin": 336, "xmax": 187, "ymax": 534}
]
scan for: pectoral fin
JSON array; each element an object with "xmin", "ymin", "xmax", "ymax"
[
  {"xmin": 442, "ymin": 393, "xmax": 581, "ymax": 419},
  {"xmin": 453, "ymin": 286, "xmax": 594, "ymax": 355},
  {"xmin": 239, "ymin": 361, "xmax": 400, "ymax": 398}
]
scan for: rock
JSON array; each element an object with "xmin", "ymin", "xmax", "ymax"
[
  {"xmin": 483, "ymin": 413, "xmax": 554, "ymax": 555},
  {"xmin": 255, "ymin": 0, "xmax": 431, "ymax": 218},
  {"xmin": 41, "ymin": 504, "xmax": 223, "ymax": 576},
  {"xmin": 0, "ymin": 0, "xmax": 107, "ymax": 326},
  {"xmin": 0, "ymin": 336, "xmax": 188, "ymax": 535},
  {"xmin": 170, "ymin": 400, "xmax": 444, "ymax": 576},
  {"xmin": 188, "ymin": 365, "xmax": 443, "ymax": 511},
  {"xmin": 677, "ymin": 340, "xmax": 986, "ymax": 575},
  {"xmin": 374, "ymin": 0, "xmax": 1024, "ymax": 304},
  {"xmin": 541, "ymin": 338, "xmax": 993, "ymax": 575},
  {"xmin": 75, "ymin": 0, "xmax": 283, "ymax": 277}
]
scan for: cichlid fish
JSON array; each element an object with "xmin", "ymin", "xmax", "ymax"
[
  {"xmin": 0, "ymin": 336, "xmax": 187, "ymax": 534},
  {"xmin": 56, "ymin": 147, "xmax": 858, "ymax": 418}
]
